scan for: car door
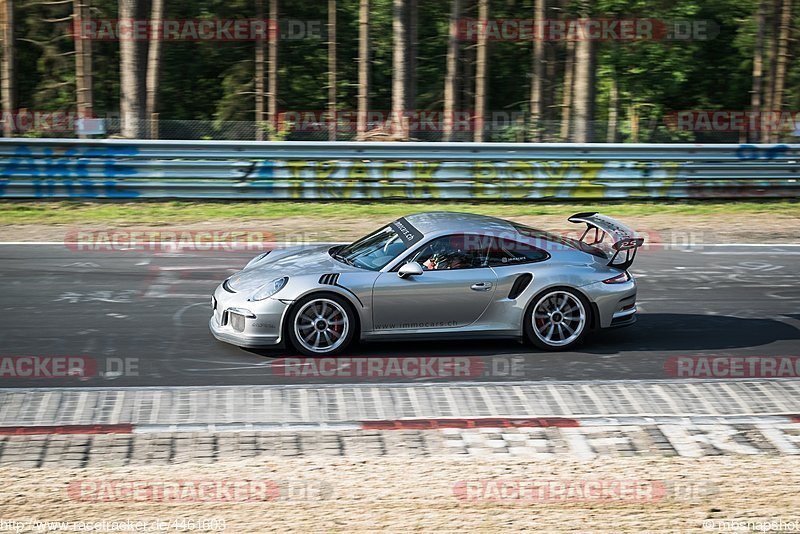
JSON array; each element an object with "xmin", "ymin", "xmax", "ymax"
[{"xmin": 371, "ymin": 234, "xmax": 497, "ymax": 331}]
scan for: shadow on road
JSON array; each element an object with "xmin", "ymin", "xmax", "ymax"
[
  {"xmin": 245, "ymin": 338, "xmax": 526, "ymax": 358},
  {"xmin": 246, "ymin": 313, "xmax": 800, "ymax": 359},
  {"xmin": 584, "ymin": 313, "xmax": 799, "ymax": 354}
]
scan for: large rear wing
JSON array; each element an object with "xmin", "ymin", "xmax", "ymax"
[{"xmin": 568, "ymin": 212, "xmax": 644, "ymax": 270}]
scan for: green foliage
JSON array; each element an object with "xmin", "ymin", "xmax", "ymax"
[
  {"xmin": 1, "ymin": 199, "xmax": 797, "ymax": 225},
  {"xmin": 7, "ymin": 0, "xmax": 797, "ymax": 142}
]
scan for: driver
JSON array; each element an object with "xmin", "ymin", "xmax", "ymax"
[{"xmin": 422, "ymin": 240, "xmax": 468, "ymax": 270}]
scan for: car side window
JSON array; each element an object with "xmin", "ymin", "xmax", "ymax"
[
  {"xmin": 484, "ymin": 236, "xmax": 549, "ymax": 267},
  {"xmin": 410, "ymin": 235, "xmax": 486, "ymax": 271}
]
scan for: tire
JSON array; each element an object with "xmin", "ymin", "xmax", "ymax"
[
  {"xmin": 287, "ymin": 293, "xmax": 357, "ymax": 356},
  {"xmin": 524, "ymin": 287, "xmax": 592, "ymax": 351}
]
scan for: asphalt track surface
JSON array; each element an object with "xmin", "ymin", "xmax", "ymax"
[{"xmin": 1, "ymin": 244, "xmax": 799, "ymax": 388}]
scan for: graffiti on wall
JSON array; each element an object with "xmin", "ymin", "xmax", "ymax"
[{"xmin": 0, "ymin": 143, "xmax": 797, "ymax": 199}]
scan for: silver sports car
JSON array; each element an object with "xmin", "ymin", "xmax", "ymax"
[{"xmin": 210, "ymin": 212, "xmax": 643, "ymax": 355}]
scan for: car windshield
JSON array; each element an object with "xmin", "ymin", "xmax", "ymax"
[{"xmin": 331, "ymin": 225, "xmax": 408, "ymax": 271}]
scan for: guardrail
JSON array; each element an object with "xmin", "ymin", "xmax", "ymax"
[{"xmin": 0, "ymin": 138, "xmax": 798, "ymax": 200}]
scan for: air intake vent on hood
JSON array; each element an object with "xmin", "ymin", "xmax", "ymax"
[{"xmin": 319, "ymin": 273, "xmax": 340, "ymax": 286}]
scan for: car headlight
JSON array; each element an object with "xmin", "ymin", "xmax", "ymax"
[
  {"xmin": 244, "ymin": 251, "xmax": 271, "ymax": 269},
  {"xmin": 250, "ymin": 277, "xmax": 288, "ymax": 301}
]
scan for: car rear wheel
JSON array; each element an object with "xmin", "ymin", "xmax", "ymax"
[
  {"xmin": 288, "ymin": 294, "xmax": 356, "ymax": 356},
  {"xmin": 525, "ymin": 288, "xmax": 590, "ymax": 351}
]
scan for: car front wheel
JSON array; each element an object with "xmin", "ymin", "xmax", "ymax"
[{"xmin": 287, "ymin": 294, "xmax": 356, "ymax": 356}]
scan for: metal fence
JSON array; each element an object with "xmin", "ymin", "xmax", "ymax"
[
  {"xmin": 0, "ymin": 138, "xmax": 798, "ymax": 200},
  {"xmin": 10, "ymin": 117, "xmax": 789, "ymax": 143}
]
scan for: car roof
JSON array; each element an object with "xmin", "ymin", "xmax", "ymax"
[
  {"xmin": 403, "ymin": 212, "xmax": 517, "ymax": 236},
  {"xmin": 400, "ymin": 211, "xmax": 607, "ymax": 260}
]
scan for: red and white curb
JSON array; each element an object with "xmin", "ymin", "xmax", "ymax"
[
  {"xmin": 2, "ymin": 415, "xmax": 800, "ymax": 435},
  {"xmin": 0, "ymin": 424, "xmax": 134, "ymax": 436}
]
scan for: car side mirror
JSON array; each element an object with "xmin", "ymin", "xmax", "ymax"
[{"xmin": 398, "ymin": 262, "xmax": 424, "ymax": 279}]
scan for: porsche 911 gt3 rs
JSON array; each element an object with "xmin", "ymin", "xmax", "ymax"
[{"xmin": 210, "ymin": 212, "xmax": 643, "ymax": 355}]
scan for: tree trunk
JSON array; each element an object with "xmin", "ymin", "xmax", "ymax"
[
  {"xmin": 73, "ymin": 0, "xmax": 93, "ymax": 138},
  {"xmin": 404, "ymin": 0, "xmax": 417, "ymax": 116},
  {"xmin": 255, "ymin": 0, "xmax": 265, "ymax": 140},
  {"xmin": 136, "ymin": 0, "xmax": 149, "ymax": 112},
  {"xmin": 267, "ymin": 0, "xmax": 278, "ymax": 138},
  {"xmin": 606, "ymin": 74, "xmax": 618, "ymax": 143},
  {"xmin": 541, "ymin": 1, "xmax": 557, "ymax": 140},
  {"xmin": 443, "ymin": 0, "xmax": 460, "ymax": 142},
  {"xmin": 474, "ymin": 0, "xmax": 488, "ymax": 142},
  {"xmin": 461, "ymin": 6, "xmax": 475, "ymax": 126},
  {"xmin": 750, "ymin": 0, "xmax": 765, "ymax": 143},
  {"xmin": 762, "ymin": 0, "xmax": 780, "ymax": 142},
  {"xmin": 770, "ymin": 0, "xmax": 792, "ymax": 143},
  {"xmin": 391, "ymin": 0, "xmax": 406, "ymax": 137},
  {"xmin": 629, "ymin": 104, "xmax": 639, "ymax": 143},
  {"xmin": 145, "ymin": 0, "xmax": 162, "ymax": 139},
  {"xmin": 559, "ymin": 40, "xmax": 575, "ymax": 141},
  {"xmin": 328, "ymin": 0, "xmax": 337, "ymax": 141},
  {"xmin": 357, "ymin": 0, "xmax": 369, "ymax": 139},
  {"xmin": 529, "ymin": 0, "xmax": 545, "ymax": 142},
  {"xmin": 572, "ymin": 1, "xmax": 595, "ymax": 143},
  {"xmin": 119, "ymin": 0, "xmax": 147, "ymax": 138},
  {"xmin": 1, "ymin": 0, "xmax": 15, "ymax": 137}
]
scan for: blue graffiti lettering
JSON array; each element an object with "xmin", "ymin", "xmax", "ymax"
[
  {"xmin": 21, "ymin": 179, "xmax": 140, "ymax": 198},
  {"xmin": 250, "ymin": 160, "xmax": 274, "ymax": 178},
  {"xmin": 1, "ymin": 145, "xmax": 140, "ymax": 178},
  {"xmin": 736, "ymin": 144, "xmax": 790, "ymax": 161}
]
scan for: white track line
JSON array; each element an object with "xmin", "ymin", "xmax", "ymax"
[
  {"xmin": 3, "ymin": 242, "xmax": 800, "ymax": 247},
  {"xmin": 698, "ymin": 244, "xmax": 800, "ymax": 247},
  {"xmin": 0, "ymin": 241, "xmax": 324, "ymax": 246},
  {"xmin": 5, "ymin": 377, "xmax": 800, "ymax": 393},
  {"xmin": 129, "ymin": 415, "xmax": 800, "ymax": 434}
]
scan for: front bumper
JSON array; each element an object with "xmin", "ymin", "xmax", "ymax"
[{"xmin": 209, "ymin": 283, "xmax": 289, "ymax": 348}]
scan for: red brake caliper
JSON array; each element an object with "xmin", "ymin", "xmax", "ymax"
[{"xmin": 332, "ymin": 311, "xmax": 342, "ymax": 336}]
